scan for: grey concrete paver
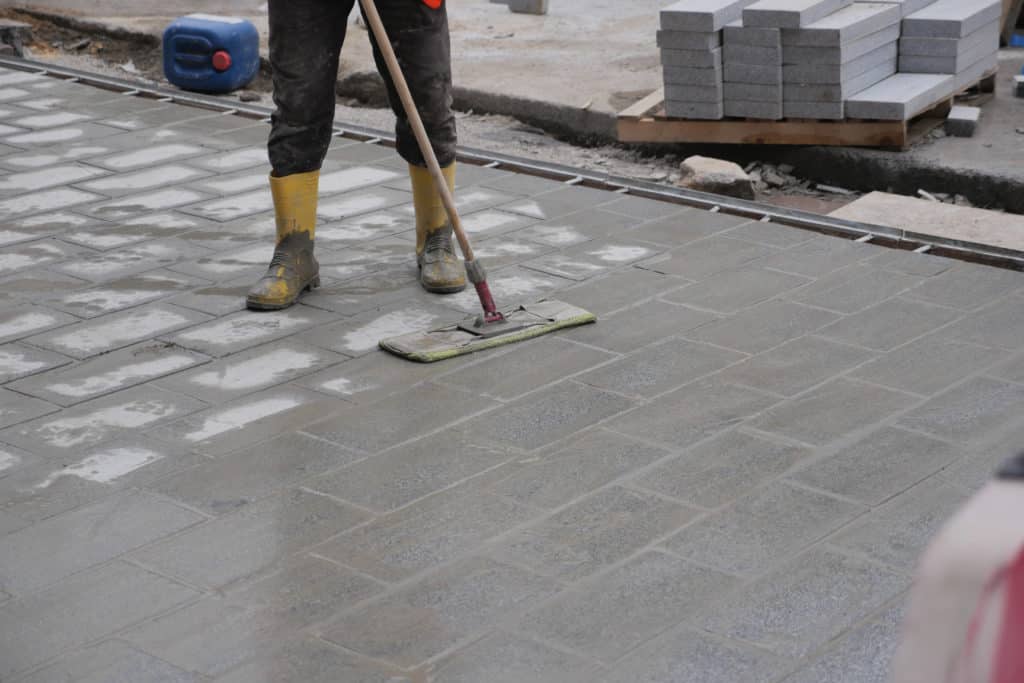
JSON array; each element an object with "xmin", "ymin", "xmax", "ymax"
[{"xmin": 1, "ymin": 68, "xmax": 1023, "ymax": 683}]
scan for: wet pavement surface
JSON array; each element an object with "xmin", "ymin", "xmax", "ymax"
[{"xmin": 0, "ymin": 66, "xmax": 1023, "ymax": 682}]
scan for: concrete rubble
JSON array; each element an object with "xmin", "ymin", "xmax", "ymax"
[{"xmin": 677, "ymin": 154, "xmax": 756, "ymax": 198}]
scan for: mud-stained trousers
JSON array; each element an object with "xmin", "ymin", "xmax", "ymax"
[{"xmin": 267, "ymin": 0, "xmax": 458, "ymax": 177}]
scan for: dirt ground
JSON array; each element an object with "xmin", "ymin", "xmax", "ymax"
[{"xmin": 1, "ymin": 7, "xmax": 856, "ymax": 213}]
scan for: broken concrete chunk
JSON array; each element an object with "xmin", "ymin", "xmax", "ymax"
[{"xmin": 677, "ymin": 156, "xmax": 756, "ymax": 199}]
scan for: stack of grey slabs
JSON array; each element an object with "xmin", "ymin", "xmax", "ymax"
[
  {"xmin": 722, "ymin": 22, "xmax": 783, "ymax": 119},
  {"xmin": 871, "ymin": 0, "xmax": 938, "ymax": 18},
  {"xmin": 781, "ymin": 2, "xmax": 902, "ymax": 119},
  {"xmin": 659, "ymin": 0, "xmax": 759, "ymax": 119},
  {"xmin": 900, "ymin": 0, "xmax": 1001, "ymax": 90},
  {"xmin": 742, "ymin": 0, "xmax": 855, "ymax": 28},
  {"xmin": 846, "ymin": 72, "xmax": 953, "ymax": 119}
]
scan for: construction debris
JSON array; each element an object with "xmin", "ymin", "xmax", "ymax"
[
  {"xmin": 678, "ymin": 155, "xmax": 756, "ymax": 199},
  {"xmin": 0, "ymin": 18, "xmax": 30, "ymax": 57},
  {"xmin": 945, "ymin": 105, "xmax": 981, "ymax": 137}
]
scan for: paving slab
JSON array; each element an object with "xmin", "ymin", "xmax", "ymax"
[
  {"xmin": 661, "ymin": 0, "xmax": 757, "ymax": 32},
  {"xmin": 901, "ymin": 0, "xmax": 1002, "ymax": 39},
  {"xmin": 844, "ymin": 72, "xmax": 954, "ymax": 120},
  {"xmin": 744, "ymin": 0, "xmax": 856, "ymax": 29}
]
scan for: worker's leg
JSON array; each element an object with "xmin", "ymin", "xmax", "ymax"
[
  {"xmin": 362, "ymin": 0, "xmax": 464, "ymax": 294},
  {"xmin": 248, "ymin": 0, "xmax": 354, "ymax": 311}
]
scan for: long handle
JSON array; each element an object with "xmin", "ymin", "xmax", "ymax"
[{"xmin": 357, "ymin": 0, "xmax": 474, "ymax": 263}]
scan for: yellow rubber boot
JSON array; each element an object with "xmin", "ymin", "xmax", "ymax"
[
  {"xmin": 246, "ymin": 170, "xmax": 321, "ymax": 311},
  {"xmin": 411, "ymin": 162, "xmax": 466, "ymax": 294}
]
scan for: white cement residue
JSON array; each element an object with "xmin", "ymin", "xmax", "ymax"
[
  {"xmin": 319, "ymin": 166, "xmax": 399, "ymax": 194},
  {"xmin": 126, "ymin": 213, "xmax": 198, "ymax": 229},
  {"xmin": 505, "ymin": 200, "xmax": 547, "ymax": 219},
  {"xmin": 5, "ymin": 146, "xmax": 107, "ymax": 168},
  {"xmin": 0, "ymin": 71, "xmax": 43, "ymax": 86},
  {"xmin": 176, "ymin": 313, "xmax": 311, "ymax": 347},
  {"xmin": 190, "ymin": 348, "xmax": 322, "ymax": 391},
  {"xmin": 0, "ymin": 310, "xmax": 60, "ymax": 339},
  {"xmin": 0, "ymin": 188, "xmax": 98, "ymax": 217},
  {"xmin": 319, "ymin": 377, "xmax": 376, "ymax": 397},
  {"xmin": 33, "ymin": 400, "xmax": 182, "ymax": 449},
  {"xmin": 194, "ymin": 190, "xmax": 272, "ymax": 221},
  {"xmin": 95, "ymin": 189, "xmax": 205, "ymax": 218},
  {"xmin": 184, "ymin": 396, "xmax": 303, "ymax": 442},
  {"xmin": 0, "ymin": 449, "xmax": 20, "ymax": 473},
  {"xmin": 206, "ymin": 172, "xmax": 267, "ymax": 194},
  {"xmin": 36, "ymin": 447, "xmax": 162, "ymax": 487},
  {"xmin": 463, "ymin": 210, "xmax": 523, "ymax": 234},
  {"xmin": 84, "ymin": 165, "xmax": 204, "ymax": 192},
  {"xmin": 343, "ymin": 309, "xmax": 439, "ymax": 353},
  {"xmin": 20, "ymin": 97, "xmax": 64, "ymax": 111},
  {"xmin": 0, "ymin": 87, "xmax": 28, "ymax": 101},
  {"xmin": 14, "ymin": 112, "xmax": 89, "ymax": 129},
  {"xmin": 7, "ymin": 127, "xmax": 86, "ymax": 144},
  {"xmin": 17, "ymin": 211, "xmax": 93, "ymax": 228},
  {"xmin": 318, "ymin": 193, "xmax": 393, "ymax": 220},
  {"xmin": 0, "ymin": 348, "xmax": 51, "ymax": 375},
  {"xmin": 0, "ymin": 165, "xmax": 101, "ymax": 192},
  {"xmin": 104, "ymin": 144, "xmax": 203, "ymax": 170},
  {"xmin": 0, "ymin": 229, "xmax": 31, "ymax": 247},
  {"xmin": 60, "ymin": 288, "xmax": 163, "ymax": 313},
  {"xmin": 476, "ymin": 243, "xmax": 537, "ymax": 257},
  {"xmin": 525, "ymin": 225, "xmax": 587, "ymax": 245},
  {"xmin": 46, "ymin": 354, "xmax": 198, "ymax": 399},
  {"xmin": 198, "ymin": 147, "xmax": 268, "ymax": 171},
  {"xmin": 588, "ymin": 245, "xmax": 653, "ymax": 263},
  {"xmin": 48, "ymin": 308, "xmax": 191, "ymax": 355}
]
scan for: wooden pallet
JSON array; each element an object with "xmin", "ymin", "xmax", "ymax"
[{"xmin": 617, "ymin": 72, "xmax": 996, "ymax": 149}]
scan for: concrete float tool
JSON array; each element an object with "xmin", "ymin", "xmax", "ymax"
[{"xmin": 359, "ymin": 0, "xmax": 595, "ymax": 363}]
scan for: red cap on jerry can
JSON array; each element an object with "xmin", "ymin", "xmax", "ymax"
[{"xmin": 212, "ymin": 50, "xmax": 232, "ymax": 72}]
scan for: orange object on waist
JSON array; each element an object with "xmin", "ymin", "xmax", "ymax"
[{"xmin": 423, "ymin": 0, "xmax": 443, "ymax": 8}]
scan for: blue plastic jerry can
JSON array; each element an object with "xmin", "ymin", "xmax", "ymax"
[{"xmin": 163, "ymin": 14, "xmax": 260, "ymax": 94}]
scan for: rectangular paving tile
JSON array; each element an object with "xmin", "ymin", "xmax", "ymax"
[
  {"xmin": 93, "ymin": 143, "xmax": 206, "ymax": 170},
  {"xmin": 851, "ymin": 334, "xmax": 1008, "ymax": 396},
  {"xmin": 756, "ymin": 235, "xmax": 881, "ymax": 277},
  {"xmin": 558, "ymin": 268, "xmax": 684, "ymax": 316},
  {"xmin": 461, "ymin": 381, "xmax": 636, "ymax": 452},
  {"xmin": 753, "ymin": 378, "xmax": 914, "ymax": 446},
  {"xmin": 578, "ymin": 338, "xmax": 746, "ymax": 398},
  {"xmin": 565, "ymin": 300, "xmax": 716, "ymax": 354},
  {"xmin": 431, "ymin": 631, "xmax": 598, "ymax": 683},
  {"xmin": 662, "ymin": 482, "xmax": 864, "ymax": 576},
  {"xmin": 665, "ymin": 267, "xmax": 811, "ymax": 313},
  {"xmin": 0, "ymin": 386, "xmax": 58, "ymax": 429},
  {"xmin": 943, "ymin": 296, "xmax": 1024, "ymax": 351},
  {"xmin": 18, "ymin": 639, "xmax": 198, "ymax": 683},
  {"xmin": 495, "ymin": 428, "xmax": 670, "ymax": 510},
  {"xmin": 83, "ymin": 187, "xmax": 210, "ymax": 221},
  {"xmin": 316, "ymin": 484, "xmax": 538, "ymax": 582},
  {"xmin": 897, "ymin": 377, "xmax": 1024, "ymax": 444},
  {"xmin": 684, "ymin": 300, "xmax": 839, "ymax": 354},
  {"xmin": 0, "ymin": 490, "xmax": 204, "ymax": 596},
  {"xmin": 133, "ymin": 488, "xmax": 367, "ymax": 589},
  {"xmin": 321, "ymin": 557, "xmax": 559, "ymax": 669},
  {"xmin": 724, "ymin": 221, "xmax": 817, "ymax": 248},
  {"xmin": 600, "ymin": 625, "xmax": 790, "ymax": 683},
  {"xmin": 0, "ymin": 238, "xmax": 82, "ymax": 277},
  {"xmin": 210, "ymin": 637, "xmax": 412, "ymax": 683},
  {"xmin": 1, "ymin": 385, "xmax": 206, "ymax": 458},
  {"xmin": 871, "ymin": 248, "xmax": 955, "ymax": 277},
  {"xmin": 626, "ymin": 210, "xmax": 751, "ymax": 247},
  {"xmin": 0, "ymin": 342, "xmax": 70, "ymax": 383},
  {"xmin": 0, "ymin": 306, "xmax": 76, "ymax": 345},
  {"xmin": 715, "ymin": 335, "xmax": 876, "ymax": 397},
  {"xmin": 305, "ymin": 381, "xmax": 495, "ymax": 455},
  {"xmin": 697, "ymin": 547, "xmax": 908, "ymax": 658},
  {"xmin": 304, "ymin": 302, "xmax": 460, "ymax": 357},
  {"xmin": 817, "ymin": 297, "xmax": 962, "ymax": 351},
  {"xmin": 789, "ymin": 426, "xmax": 960, "ymax": 505},
  {"xmin": 0, "ymin": 163, "xmax": 104, "ymax": 195},
  {"xmin": 307, "ymin": 427, "xmax": 516, "ymax": 513},
  {"xmin": 493, "ymin": 486, "xmax": 699, "ymax": 581},
  {"xmin": 51, "ymin": 238, "xmax": 210, "ymax": 283},
  {"xmin": 637, "ymin": 236, "xmax": 777, "ymax": 280},
  {"xmin": 150, "ymin": 432, "xmax": 356, "ymax": 515},
  {"xmin": 161, "ymin": 306, "xmax": 339, "ymax": 357},
  {"xmin": 903, "ymin": 262, "xmax": 1024, "ymax": 311},
  {"xmin": 295, "ymin": 348, "xmax": 460, "ymax": 405},
  {"xmin": 609, "ymin": 380, "xmax": 779, "ymax": 450},
  {"xmin": 634, "ymin": 429, "xmax": 812, "ymax": 509},
  {"xmin": 25, "ymin": 303, "xmax": 211, "ymax": 359},
  {"xmin": 10, "ymin": 342, "xmax": 209, "ymax": 406},
  {"xmin": 0, "ymin": 562, "xmax": 198, "ymax": 680},
  {"xmin": 786, "ymin": 265, "xmax": 923, "ymax": 314},
  {"xmin": 46, "ymin": 270, "xmax": 200, "ymax": 318},
  {"xmin": 515, "ymin": 551, "xmax": 737, "ymax": 664},
  {"xmin": 154, "ymin": 340, "xmax": 344, "ymax": 403}
]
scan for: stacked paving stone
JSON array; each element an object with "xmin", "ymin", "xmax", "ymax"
[
  {"xmin": 659, "ymin": 0, "xmax": 759, "ymax": 119},
  {"xmin": 780, "ymin": 2, "xmax": 903, "ymax": 120},
  {"xmin": 899, "ymin": 0, "xmax": 1001, "ymax": 90},
  {"xmin": 722, "ymin": 22, "xmax": 784, "ymax": 119}
]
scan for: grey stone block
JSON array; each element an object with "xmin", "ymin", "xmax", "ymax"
[
  {"xmin": 784, "ymin": 58, "xmax": 897, "ymax": 102},
  {"xmin": 753, "ymin": 378, "xmax": 914, "ymax": 446},
  {"xmin": 664, "ymin": 265, "xmax": 808, "ymax": 314},
  {"xmin": 724, "ymin": 43, "xmax": 781, "ymax": 64},
  {"xmin": 602, "ymin": 625, "xmax": 790, "ymax": 683},
  {"xmin": 819, "ymin": 296, "xmax": 961, "ymax": 351},
  {"xmin": 744, "ymin": 0, "xmax": 856, "ymax": 29},
  {"xmin": 724, "ymin": 61, "xmax": 784, "ymax": 84},
  {"xmin": 954, "ymin": 50, "xmax": 998, "ymax": 91},
  {"xmin": 790, "ymin": 426, "xmax": 960, "ymax": 504},
  {"xmin": 686, "ymin": 300, "xmax": 840, "ymax": 354},
  {"xmin": 635, "ymin": 429, "xmax": 812, "ymax": 508},
  {"xmin": 657, "ymin": 29, "xmax": 723, "ymax": 50},
  {"xmin": 322, "ymin": 557, "xmax": 558, "ymax": 668},
  {"xmin": 494, "ymin": 486, "xmax": 699, "ymax": 580},
  {"xmin": 945, "ymin": 104, "xmax": 980, "ymax": 136},
  {"xmin": 431, "ymin": 633, "xmax": 598, "ymax": 683},
  {"xmin": 1016, "ymin": 74, "xmax": 1024, "ymax": 98},
  {"xmin": 663, "ymin": 482, "xmax": 864, "ymax": 576},
  {"xmin": 716, "ymin": 334, "xmax": 875, "ymax": 397},
  {"xmin": 664, "ymin": 82, "xmax": 725, "ymax": 103},
  {"xmin": 662, "ymin": 46, "xmax": 723, "ymax": 69},
  {"xmin": 133, "ymin": 489, "xmax": 367, "ymax": 589},
  {"xmin": 899, "ymin": 38, "xmax": 996, "ymax": 73},
  {"xmin": 725, "ymin": 99, "xmax": 784, "ymax": 118},
  {"xmin": 783, "ymin": 42, "xmax": 897, "ymax": 83},
  {"xmin": 567, "ymin": 300, "xmax": 716, "ymax": 354},
  {"xmin": 660, "ymin": 62, "xmax": 723, "ymax": 86},
  {"xmin": 508, "ymin": 0, "xmax": 548, "ymax": 13},
  {"xmin": 901, "ymin": 0, "xmax": 1002, "ymax": 39},
  {"xmin": 495, "ymin": 428, "xmax": 669, "ymax": 509},
  {"xmin": 0, "ymin": 562, "xmax": 198, "ymax": 681},
  {"xmin": 845, "ymin": 73, "xmax": 954, "ymax": 120},
  {"xmin": 724, "ymin": 21, "xmax": 782, "ymax": 47},
  {"xmin": 724, "ymin": 81, "xmax": 782, "ymax": 101},
  {"xmin": 661, "ymin": 0, "xmax": 758, "ymax": 32},
  {"xmin": 781, "ymin": 1, "xmax": 901, "ymax": 45},
  {"xmin": 317, "ymin": 486, "xmax": 537, "ymax": 582},
  {"xmin": 515, "ymin": 551, "xmax": 737, "ymax": 663},
  {"xmin": 873, "ymin": 0, "xmax": 939, "ymax": 18},
  {"xmin": 783, "ymin": 23, "xmax": 900, "ymax": 64},
  {"xmin": 698, "ymin": 548, "xmax": 908, "ymax": 658},
  {"xmin": 18, "ymin": 640, "xmax": 197, "ymax": 683},
  {"xmin": 898, "ymin": 377, "xmax": 1024, "ymax": 443},
  {"xmin": 898, "ymin": 19, "xmax": 1000, "ymax": 56},
  {"xmin": 609, "ymin": 380, "xmax": 779, "ymax": 450}
]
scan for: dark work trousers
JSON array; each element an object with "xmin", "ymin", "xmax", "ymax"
[{"xmin": 267, "ymin": 0, "xmax": 457, "ymax": 177}]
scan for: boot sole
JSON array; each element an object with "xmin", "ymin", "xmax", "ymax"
[
  {"xmin": 421, "ymin": 281, "xmax": 467, "ymax": 295},
  {"xmin": 246, "ymin": 276, "xmax": 321, "ymax": 311}
]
